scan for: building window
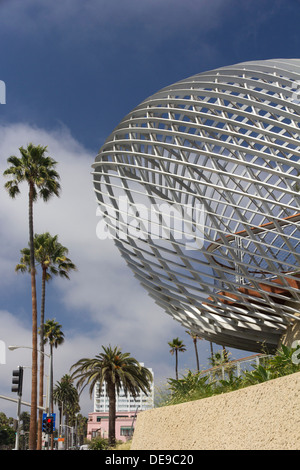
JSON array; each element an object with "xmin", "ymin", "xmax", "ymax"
[{"xmin": 120, "ymin": 427, "xmax": 133, "ymax": 437}]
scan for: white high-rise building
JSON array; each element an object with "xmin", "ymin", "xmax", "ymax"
[{"xmin": 93, "ymin": 364, "xmax": 154, "ymax": 413}]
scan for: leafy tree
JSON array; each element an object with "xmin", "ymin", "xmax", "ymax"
[
  {"xmin": 3, "ymin": 143, "xmax": 60, "ymax": 449},
  {"xmin": 0, "ymin": 426, "xmax": 15, "ymax": 449},
  {"xmin": 73, "ymin": 414, "xmax": 87, "ymax": 447},
  {"xmin": 53, "ymin": 374, "xmax": 79, "ymax": 449},
  {"xmin": 19, "ymin": 411, "xmax": 30, "ymax": 450},
  {"xmin": 168, "ymin": 337, "xmax": 186, "ymax": 379},
  {"xmin": 16, "ymin": 232, "xmax": 76, "ymax": 449},
  {"xmin": 71, "ymin": 345, "xmax": 153, "ymax": 447},
  {"xmin": 0, "ymin": 412, "xmax": 17, "ymax": 449},
  {"xmin": 0, "ymin": 412, "xmax": 13, "ymax": 427}
]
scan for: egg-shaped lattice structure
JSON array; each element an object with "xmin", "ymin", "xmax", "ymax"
[{"xmin": 92, "ymin": 59, "xmax": 300, "ymax": 353}]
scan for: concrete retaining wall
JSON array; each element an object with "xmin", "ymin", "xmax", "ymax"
[{"xmin": 131, "ymin": 372, "xmax": 300, "ymax": 450}]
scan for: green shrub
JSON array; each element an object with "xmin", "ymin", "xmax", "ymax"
[
  {"xmin": 165, "ymin": 370, "xmax": 216, "ymax": 405},
  {"xmin": 160, "ymin": 345, "xmax": 300, "ymax": 407},
  {"xmin": 268, "ymin": 344, "xmax": 300, "ymax": 377},
  {"xmin": 88, "ymin": 436, "xmax": 110, "ymax": 450},
  {"xmin": 219, "ymin": 375, "xmax": 243, "ymax": 391},
  {"xmin": 242, "ymin": 364, "xmax": 273, "ymax": 385}
]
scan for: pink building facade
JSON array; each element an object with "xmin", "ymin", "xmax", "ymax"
[
  {"xmin": 87, "ymin": 411, "xmax": 139, "ymax": 442},
  {"xmin": 88, "ymin": 365, "xmax": 154, "ymax": 442}
]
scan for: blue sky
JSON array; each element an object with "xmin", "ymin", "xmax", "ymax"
[{"xmin": 0, "ymin": 0, "xmax": 299, "ymax": 418}]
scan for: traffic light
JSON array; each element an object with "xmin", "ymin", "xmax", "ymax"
[
  {"xmin": 42, "ymin": 415, "xmax": 47, "ymax": 433},
  {"xmin": 43, "ymin": 416, "xmax": 54, "ymax": 434},
  {"xmin": 11, "ymin": 366, "xmax": 23, "ymax": 396}
]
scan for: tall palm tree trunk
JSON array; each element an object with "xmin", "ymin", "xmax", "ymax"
[
  {"xmin": 37, "ymin": 267, "xmax": 47, "ymax": 450},
  {"xmin": 29, "ymin": 183, "xmax": 38, "ymax": 450},
  {"xmin": 107, "ymin": 381, "xmax": 116, "ymax": 447},
  {"xmin": 193, "ymin": 337, "xmax": 200, "ymax": 372},
  {"xmin": 175, "ymin": 350, "xmax": 178, "ymax": 380},
  {"xmin": 210, "ymin": 342, "xmax": 214, "ymax": 361},
  {"xmin": 50, "ymin": 342, "xmax": 54, "ymax": 450}
]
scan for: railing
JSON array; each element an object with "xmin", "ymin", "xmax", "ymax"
[{"xmin": 199, "ymin": 354, "xmax": 273, "ymax": 382}]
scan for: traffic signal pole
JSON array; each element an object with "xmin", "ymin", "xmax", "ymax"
[
  {"xmin": 15, "ymin": 389, "xmax": 22, "ymax": 450},
  {"xmin": 11, "ymin": 367, "xmax": 23, "ymax": 450},
  {"xmin": 42, "ymin": 414, "xmax": 54, "ymax": 449}
]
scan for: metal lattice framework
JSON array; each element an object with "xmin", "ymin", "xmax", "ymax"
[{"xmin": 92, "ymin": 59, "xmax": 300, "ymax": 353}]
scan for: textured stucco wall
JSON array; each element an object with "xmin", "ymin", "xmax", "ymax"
[{"xmin": 131, "ymin": 372, "xmax": 300, "ymax": 450}]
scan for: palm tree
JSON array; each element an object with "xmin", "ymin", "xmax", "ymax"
[
  {"xmin": 210, "ymin": 341, "xmax": 214, "ymax": 362},
  {"xmin": 53, "ymin": 375, "xmax": 79, "ymax": 449},
  {"xmin": 71, "ymin": 345, "xmax": 153, "ymax": 447},
  {"xmin": 222, "ymin": 345, "xmax": 229, "ymax": 363},
  {"xmin": 74, "ymin": 414, "xmax": 88, "ymax": 447},
  {"xmin": 208, "ymin": 349, "xmax": 234, "ymax": 381},
  {"xmin": 42, "ymin": 319, "xmax": 64, "ymax": 449},
  {"xmin": 3, "ymin": 143, "xmax": 60, "ymax": 449},
  {"xmin": 168, "ymin": 337, "xmax": 186, "ymax": 380},
  {"xmin": 186, "ymin": 330, "xmax": 202, "ymax": 372},
  {"xmin": 16, "ymin": 233, "xmax": 76, "ymax": 449}
]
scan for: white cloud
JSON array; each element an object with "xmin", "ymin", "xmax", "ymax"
[{"xmin": 0, "ymin": 122, "xmax": 195, "ymax": 419}]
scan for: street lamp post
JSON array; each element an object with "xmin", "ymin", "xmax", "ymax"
[
  {"xmin": 61, "ymin": 424, "xmax": 73, "ymax": 450},
  {"xmin": 57, "ymin": 399, "xmax": 64, "ymax": 444}
]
